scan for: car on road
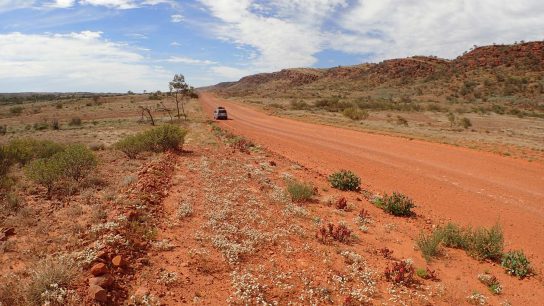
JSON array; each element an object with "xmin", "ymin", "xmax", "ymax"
[{"xmin": 213, "ymin": 106, "xmax": 228, "ymax": 120}]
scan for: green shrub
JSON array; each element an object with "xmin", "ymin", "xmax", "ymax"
[
  {"xmin": 54, "ymin": 144, "xmax": 97, "ymax": 182},
  {"xmin": 328, "ymin": 170, "xmax": 360, "ymax": 191},
  {"xmin": 25, "ymin": 159, "xmax": 62, "ymax": 193},
  {"xmin": 286, "ymin": 180, "xmax": 315, "ymax": 202},
  {"xmin": 290, "ymin": 100, "xmax": 310, "ymax": 110},
  {"xmin": 342, "ymin": 107, "xmax": 369, "ymax": 121},
  {"xmin": 417, "ymin": 230, "xmax": 444, "ymax": 261},
  {"xmin": 25, "ymin": 144, "xmax": 97, "ymax": 191},
  {"xmin": 0, "ymin": 125, "xmax": 6, "ymax": 135},
  {"xmin": 396, "ymin": 115, "xmax": 408, "ymax": 126},
  {"xmin": 4, "ymin": 138, "xmax": 64, "ymax": 165},
  {"xmin": 466, "ymin": 224, "xmax": 504, "ymax": 261},
  {"xmin": 33, "ymin": 122, "xmax": 49, "ymax": 130},
  {"xmin": 438, "ymin": 222, "xmax": 469, "ymax": 249},
  {"xmin": 377, "ymin": 192, "xmax": 415, "ymax": 216},
  {"xmin": 501, "ymin": 250, "xmax": 532, "ymax": 278},
  {"xmin": 115, "ymin": 124, "xmax": 187, "ymax": 158}
]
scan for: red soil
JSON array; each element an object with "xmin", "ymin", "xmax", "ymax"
[{"xmin": 200, "ymin": 93, "xmax": 544, "ymax": 270}]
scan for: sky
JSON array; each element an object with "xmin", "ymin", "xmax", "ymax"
[{"xmin": 0, "ymin": 0, "xmax": 543, "ymax": 93}]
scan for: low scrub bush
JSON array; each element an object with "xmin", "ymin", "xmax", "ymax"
[
  {"xmin": 416, "ymin": 267, "xmax": 439, "ymax": 281},
  {"xmin": 374, "ymin": 192, "xmax": 415, "ymax": 216},
  {"xmin": 25, "ymin": 144, "xmax": 97, "ymax": 192},
  {"xmin": 460, "ymin": 117, "xmax": 472, "ymax": 129},
  {"xmin": 290, "ymin": 100, "xmax": 310, "ymax": 110},
  {"xmin": 115, "ymin": 124, "xmax": 187, "ymax": 158},
  {"xmin": 335, "ymin": 197, "xmax": 348, "ymax": 210},
  {"xmin": 342, "ymin": 107, "xmax": 369, "ymax": 121},
  {"xmin": 286, "ymin": 179, "xmax": 315, "ymax": 202},
  {"xmin": 501, "ymin": 250, "xmax": 532, "ymax": 278},
  {"xmin": 0, "ymin": 146, "xmax": 13, "ymax": 178},
  {"xmin": 328, "ymin": 170, "xmax": 360, "ymax": 191},
  {"xmin": 4, "ymin": 138, "xmax": 64, "ymax": 165}
]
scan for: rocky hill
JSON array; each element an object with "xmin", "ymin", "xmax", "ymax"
[{"xmin": 206, "ymin": 41, "xmax": 544, "ymax": 115}]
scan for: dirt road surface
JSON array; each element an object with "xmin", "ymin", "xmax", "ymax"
[{"xmin": 200, "ymin": 93, "xmax": 544, "ymax": 268}]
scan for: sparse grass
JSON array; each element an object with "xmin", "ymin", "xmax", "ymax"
[
  {"xmin": 417, "ymin": 230, "xmax": 444, "ymax": 261},
  {"xmin": 374, "ymin": 192, "xmax": 415, "ymax": 216},
  {"xmin": 343, "ymin": 107, "xmax": 369, "ymax": 120},
  {"xmin": 437, "ymin": 222, "xmax": 469, "ymax": 249},
  {"xmin": 501, "ymin": 250, "xmax": 532, "ymax": 278},
  {"xmin": 286, "ymin": 179, "xmax": 315, "ymax": 202},
  {"xmin": 26, "ymin": 256, "xmax": 76, "ymax": 306},
  {"xmin": 328, "ymin": 170, "xmax": 360, "ymax": 191}
]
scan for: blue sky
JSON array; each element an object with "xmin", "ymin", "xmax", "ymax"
[{"xmin": 0, "ymin": 0, "xmax": 543, "ymax": 92}]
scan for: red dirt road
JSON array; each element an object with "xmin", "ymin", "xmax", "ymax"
[{"xmin": 200, "ymin": 93, "xmax": 544, "ymax": 267}]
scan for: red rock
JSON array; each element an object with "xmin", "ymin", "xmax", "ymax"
[
  {"xmin": 89, "ymin": 285, "xmax": 108, "ymax": 302},
  {"xmin": 112, "ymin": 255, "xmax": 124, "ymax": 267},
  {"xmin": 90, "ymin": 263, "xmax": 108, "ymax": 276},
  {"xmin": 89, "ymin": 274, "xmax": 114, "ymax": 288}
]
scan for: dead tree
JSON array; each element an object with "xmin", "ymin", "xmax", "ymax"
[{"xmin": 139, "ymin": 106, "xmax": 155, "ymax": 125}]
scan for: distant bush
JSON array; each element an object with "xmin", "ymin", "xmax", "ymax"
[
  {"xmin": 501, "ymin": 250, "xmax": 532, "ymax": 278},
  {"xmin": 466, "ymin": 224, "xmax": 503, "ymax": 261},
  {"xmin": 33, "ymin": 122, "xmax": 49, "ymax": 131},
  {"xmin": 396, "ymin": 115, "xmax": 408, "ymax": 126},
  {"xmin": 328, "ymin": 170, "xmax": 360, "ymax": 191},
  {"xmin": 0, "ymin": 125, "xmax": 7, "ymax": 135},
  {"xmin": 290, "ymin": 100, "xmax": 310, "ymax": 110},
  {"xmin": 68, "ymin": 117, "xmax": 82, "ymax": 126},
  {"xmin": 342, "ymin": 107, "xmax": 369, "ymax": 121},
  {"xmin": 115, "ymin": 124, "xmax": 187, "ymax": 158},
  {"xmin": 9, "ymin": 106, "xmax": 24, "ymax": 115},
  {"xmin": 286, "ymin": 179, "xmax": 315, "ymax": 202},
  {"xmin": 0, "ymin": 146, "xmax": 13, "ymax": 178},
  {"xmin": 374, "ymin": 192, "xmax": 415, "ymax": 216},
  {"xmin": 4, "ymin": 138, "xmax": 64, "ymax": 165},
  {"xmin": 50, "ymin": 119, "xmax": 60, "ymax": 130},
  {"xmin": 460, "ymin": 117, "xmax": 472, "ymax": 129}
]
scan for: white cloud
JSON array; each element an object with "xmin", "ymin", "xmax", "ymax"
[
  {"xmin": 210, "ymin": 65, "xmax": 252, "ymax": 80},
  {"xmin": 167, "ymin": 56, "xmax": 216, "ymax": 65},
  {"xmin": 0, "ymin": 0, "xmax": 36, "ymax": 12},
  {"xmin": 47, "ymin": 0, "xmax": 76, "ymax": 8},
  {"xmin": 170, "ymin": 14, "xmax": 183, "ymax": 23},
  {"xmin": 170, "ymin": 41, "xmax": 181, "ymax": 46},
  {"xmin": 196, "ymin": 0, "xmax": 544, "ymax": 81},
  {"xmin": 79, "ymin": 0, "xmax": 138, "ymax": 9},
  {"xmin": 339, "ymin": 0, "xmax": 544, "ymax": 60},
  {"xmin": 0, "ymin": 31, "xmax": 171, "ymax": 92}
]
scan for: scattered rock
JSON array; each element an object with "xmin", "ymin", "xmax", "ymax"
[
  {"xmin": 89, "ymin": 274, "xmax": 114, "ymax": 288},
  {"xmin": 89, "ymin": 285, "xmax": 108, "ymax": 303},
  {"xmin": 90, "ymin": 263, "xmax": 108, "ymax": 276},
  {"xmin": 112, "ymin": 255, "xmax": 125, "ymax": 268}
]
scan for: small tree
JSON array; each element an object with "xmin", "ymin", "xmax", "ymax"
[
  {"xmin": 447, "ymin": 112, "xmax": 456, "ymax": 128},
  {"xmin": 169, "ymin": 74, "xmax": 194, "ymax": 120}
]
